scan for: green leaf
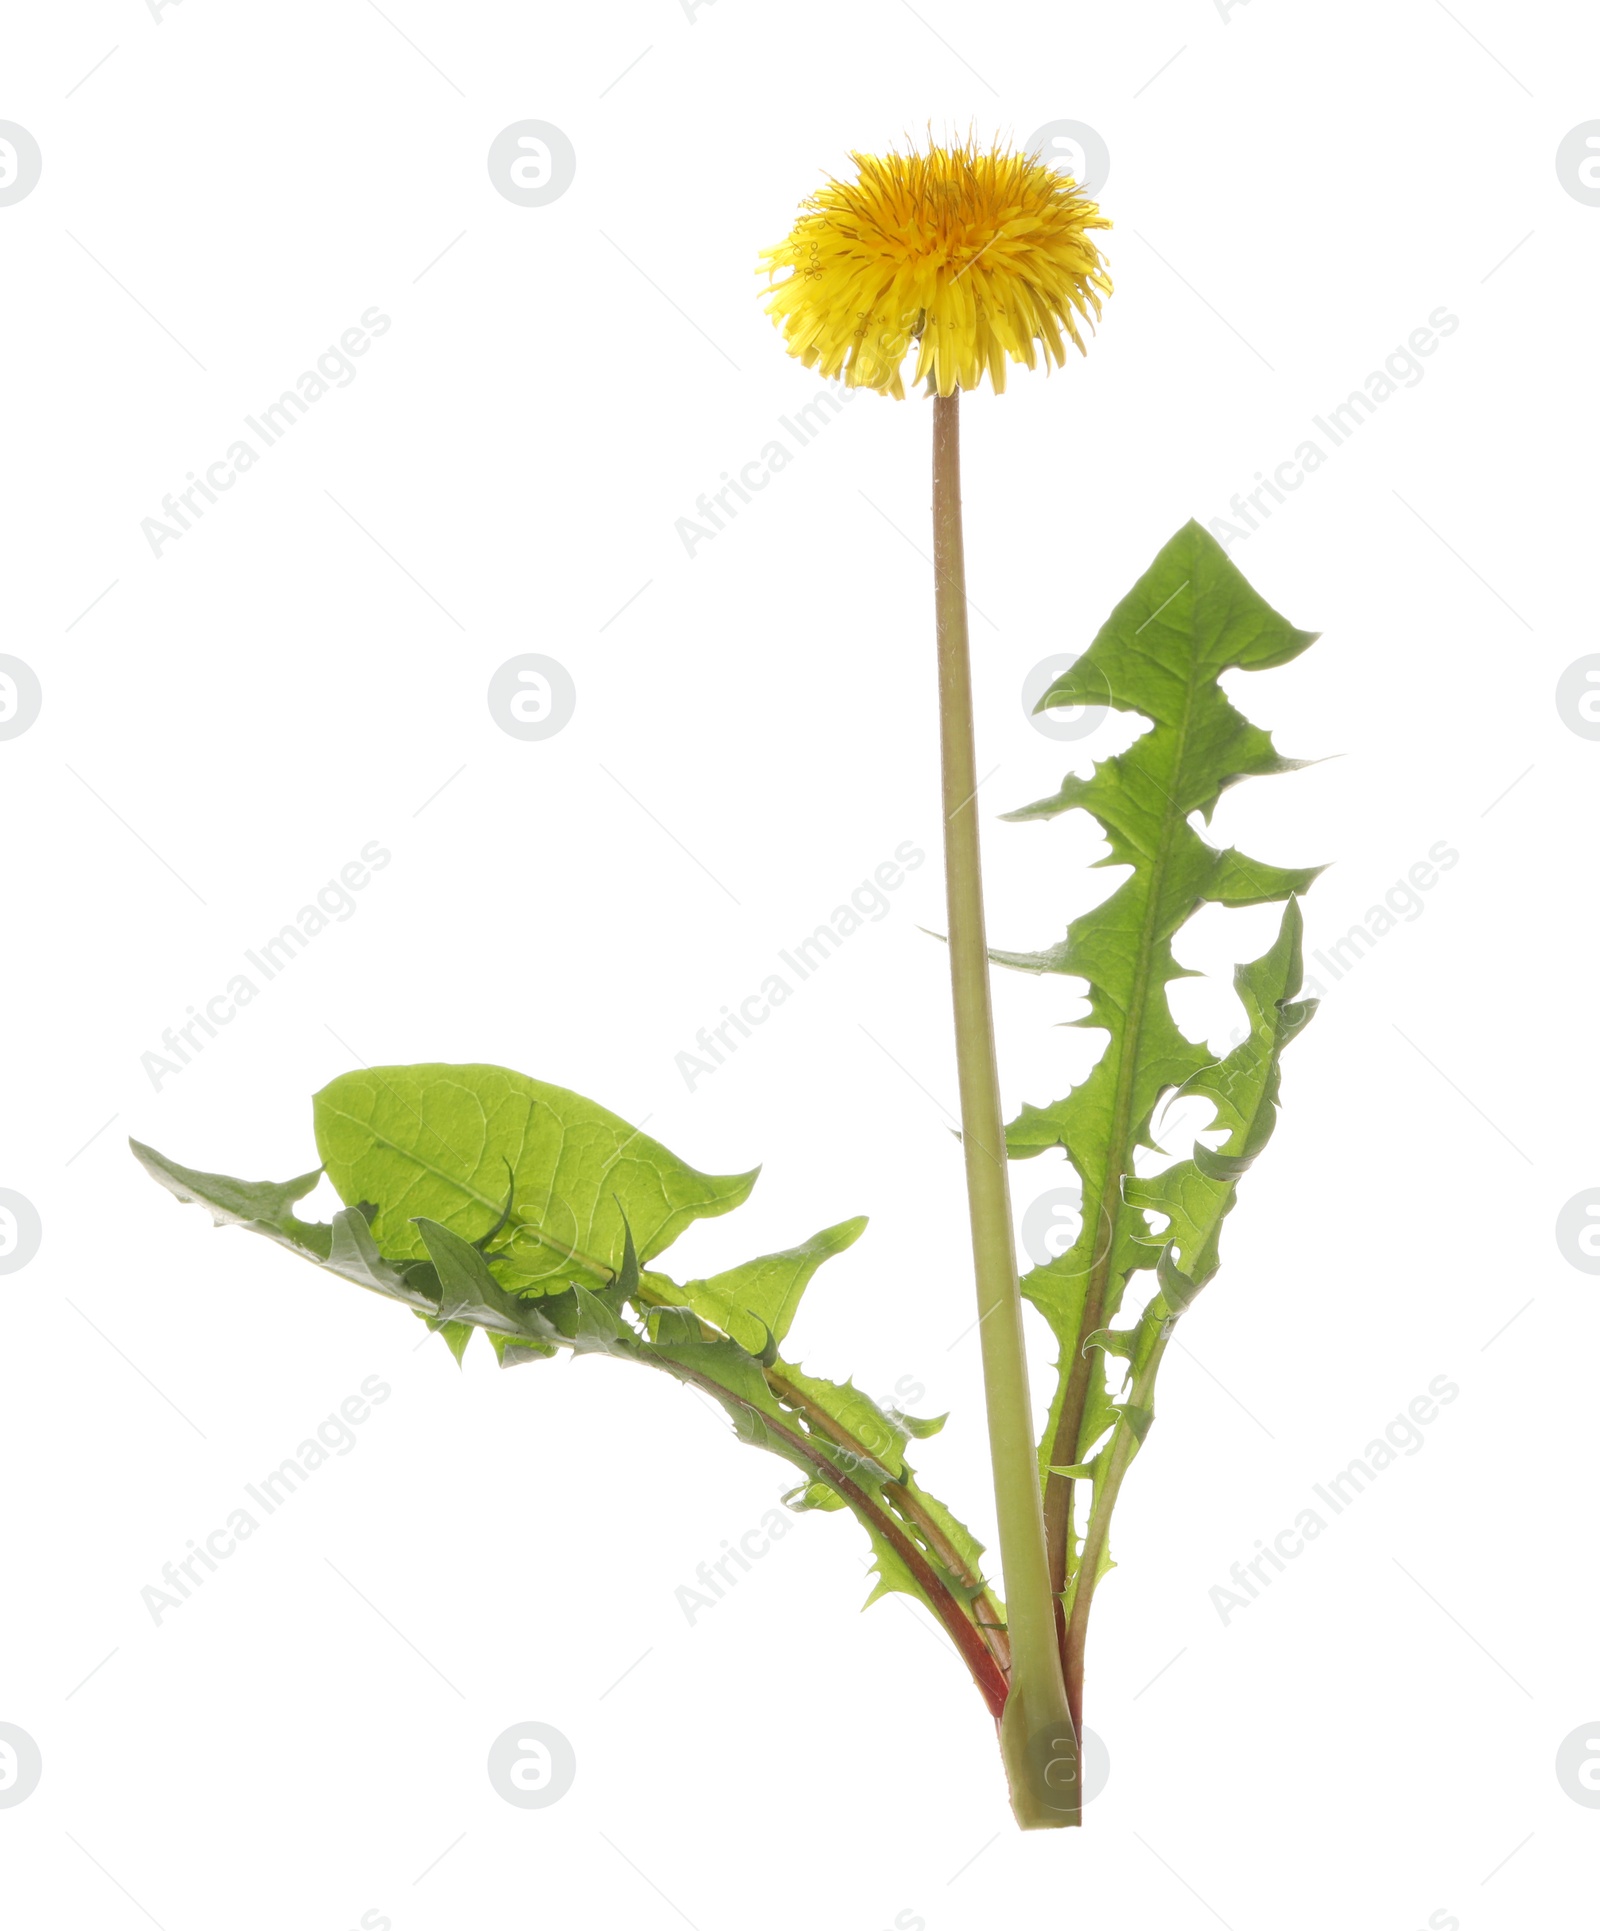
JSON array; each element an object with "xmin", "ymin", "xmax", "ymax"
[
  {"xmin": 311, "ymin": 1064, "xmax": 758, "ymax": 1292},
  {"xmin": 130, "ymin": 1139, "xmax": 331, "ymax": 1260},
  {"xmin": 769, "ymin": 1364, "xmax": 905, "ymax": 1486},
  {"xmin": 676, "ymin": 1216, "xmax": 867, "ymax": 1354},
  {"xmin": 567, "ymin": 1283, "xmax": 644, "ymax": 1358},
  {"xmin": 431, "ymin": 1320, "xmax": 474, "ymax": 1365},
  {"xmin": 488, "ymin": 1329, "xmax": 559, "ymax": 1368},
  {"xmin": 786, "ymin": 1479, "xmax": 848, "ymax": 1514},
  {"xmin": 900, "ymin": 1409, "xmax": 949, "ymax": 1440},
  {"xmin": 996, "ymin": 521, "xmax": 1320, "ymax": 1609},
  {"xmin": 1059, "ymin": 908, "xmax": 1319, "ymax": 1568},
  {"xmin": 643, "ymin": 1304, "xmax": 707, "ymax": 1348},
  {"xmin": 1127, "ymin": 899, "xmax": 1318, "ymax": 1310},
  {"xmin": 414, "ymin": 1217, "xmax": 540, "ymax": 1339},
  {"xmin": 1115, "ymin": 1404, "xmax": 1155, "ymax": 1445},
  {"xmin": 1155, "ymin": 1243, "xmax": 1202, "ymax": 1313},
  {"xmin": 325, "ymin": 1206, "xmax": 437, "ymax": 1310},
  {"xmin": 893, "ymin": 1472, "xmax": 993, "ymax": 1604},
  {"xmin": 132, "ymin": 1073, "xmax": 1008, "ymax": 1707},
  {"xmin": 861, "ymin": 1516, "xmax": 925, "ymax": 1609}
]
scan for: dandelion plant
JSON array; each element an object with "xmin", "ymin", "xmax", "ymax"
[
  {"xmin": 760, "ymin": 139, "xmax": 1117, "ymax": 1820},
  {"xmin": 134, "ymin": 138, "xmax": 1322, "ymax": 1833}
]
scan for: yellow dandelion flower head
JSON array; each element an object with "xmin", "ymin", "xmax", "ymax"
[{"xmin": 759, "ymin": 136, "xmax": 1112, "ymax": 399}]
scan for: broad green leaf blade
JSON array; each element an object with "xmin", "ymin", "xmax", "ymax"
[
  {"xmin": 995, "ymin": 521, "xmax": 1321, "ymax": 1618},
  {"xmin": 129, "ymin": 1139, "xmax": 331, "ymax": 1261},
  {"xmin": 312, "ymin": 1065, "xmax": 758, "ymax": 1292},
  {"xmin": 677, "ymin": 1216, "xmax": 867, "ymax": 1354},
  {"xmin": 131, "ymin": 1075, "xmax": 1009, "ymax": 1708},
  {"xmin": 1001, "ymin": 518, "xmax": 1318, "ymax": 1346}
]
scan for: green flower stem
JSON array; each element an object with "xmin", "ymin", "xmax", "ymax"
[{"xmin": 931, "ymin": 391, "xmax": 1079, "ymax": 1829}]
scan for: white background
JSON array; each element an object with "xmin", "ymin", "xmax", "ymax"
[{"xmin": 1, "ymin": 2, "xmax": 1595, "ymax": 1926}]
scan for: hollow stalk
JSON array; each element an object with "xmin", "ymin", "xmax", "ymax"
[{"xmin": 930, "ymin": 389, "xmax": 1079, "ymax": 1829}]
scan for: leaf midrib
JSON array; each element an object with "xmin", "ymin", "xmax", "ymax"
[
  {"xmin": 1051, "ymin": 604, "xmax": 1205, "ymax": 1594},
  {"xmin": 1085, "ymin": 629, "xmax": 1201, "ymax": 1329}
]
